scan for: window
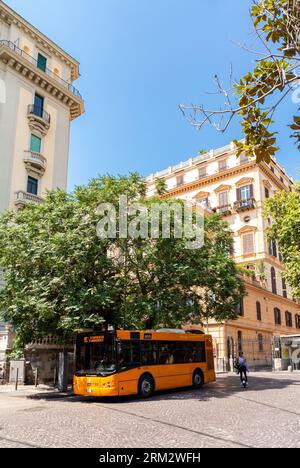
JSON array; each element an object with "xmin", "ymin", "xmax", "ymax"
[
  {"xmin": 241, "ymin": 185, "xmax": 252, "ymax": 200},
  {"xmin": 235, "ymin": 299, "xmax": 244, "ymax": 317},
  {"xmin": 271, "ymin": 267, "xmax": 277, "ymax": 294},
  {"xmin": 158, "ymin": 342, "xmax": 176, "ymax": 365},
  {"xmin": 265, "ymin": 187, "xmax": 270, "ymax": 199},
  {"xmin": 198, "ymin": 167, "xmax": 207, "ymax": 179},
  {"xmin": 198, "ymin": 197, "xmax": 209, "ymax": 209},
  {"xmin": 256, "ymin": 301, "xmax": 262, "ymax": 321},
  {"xmin": 37, "ymin": 53, "xmax": 47, "ymax": 72},
  {"xmin": 269, "ymin": 240, "xmax": 277, "ymax": 258},
  {"xmin": 117, "ymin": 341, "xmax": 141, "ymax": 370},
  {"xmin": 176, "ymin": 175, "xmax": 184, "ymax": 187},
  {"xmin": 240, "ymin": 154, "xmax": 249, "ymax": 165},
  {"xmin": 141, "ymin": 342, "xmax": 157, "ymax": 366},
  {"xmin": 285, "ymin": 311, "xmax": 293, "ymax": 328},
  {"xmin": 27, "ymin": 176, "xmax": 38, "ymax": 195},
  {"xmin": 258, "ymin": 334, "xmax": 264, "ymax": 352},
  {"xmin": 242, "ymin": 233, "xmax": 255, "ymax": 255},
  {"xmin": 219, "ymin": 160, "xmax": 228, "ymax": 172},
  {"xmin": 295, "ymin": 315, "xmax": 300, "ymax": 330},
  {"xmin": 270, "ymin": 166, "xmax": 275, "ymax": 173},
  {"xmin": 237, "ymin": 185, "xmax": 254, "ymax": 207},
  {"xmin": 219, "ymin": 191, "xmax": 229, "ymax": 208},
  {"xmin": 30, "ymin": 134, "xmax": 42, "ymax": 154},
  {"xmin": 282, "ymin": 278, "xmax": 287, "ymax": 299},
  {"xmin": 274, "ymin": 308, "xmax": 281, "ymax": 325},
  {"xmin": 34, "ymin": 93, "xmax": 44, "ymax": 118}
]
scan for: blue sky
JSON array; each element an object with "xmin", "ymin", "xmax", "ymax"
[{"xmin": 7, "ymin": 0, "xmax": 300, "ymax": 189}]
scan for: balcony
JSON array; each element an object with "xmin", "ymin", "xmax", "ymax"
[
  {"xmin": 0, "ymin": 40, "xmax": 84, "ymax": 120},
  {"xmin": 23, "ymin": 150, "xmax": 47, "ymax": 175},
  {"xmin": 234, "ymin": 198, "xmax": 256, "ymax": 212},
  {"xmin": 15, "ymin": 191, "xmax": 44, "ymax": 208},
  {"xmin": 215, "ymin": 205, "xmax": 232, "ymax": 216},
  {"xmin": 27, "ymin": 105, "xmax": 51, "ymax": 136}
]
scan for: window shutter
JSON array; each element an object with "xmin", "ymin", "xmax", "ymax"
[
  {"xmin": 243, "ymin": 233, "xmax": 254, "ymax": 255},
  {"xmin": 250, "ymin": 184, "xmax": 254, "ymax": 198},
  {"xmin": 236, "ymin": 188, "xmax": 241, "ymax": 201}
]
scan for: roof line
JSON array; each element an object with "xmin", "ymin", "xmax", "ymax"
[{"xmin": 0, "ymin": 1, "xmax": 80, "ymax": 67}]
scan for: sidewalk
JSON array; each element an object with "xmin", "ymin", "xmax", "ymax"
[{"xmin": 0, "ymin": 384, "xmax": 72, "ymax": 398}]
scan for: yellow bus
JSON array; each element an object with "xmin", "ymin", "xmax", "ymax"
[{"xmin": 73, "ymin": 329, "xmax": 216, "ymax": 398}]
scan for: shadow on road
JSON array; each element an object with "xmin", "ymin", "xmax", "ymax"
[{"xmin": 27, "ymin": 373, "xmax": 300, "ymax": 406}]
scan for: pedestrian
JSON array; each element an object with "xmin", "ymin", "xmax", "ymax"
[{"xmin": 236, "ymin": 352, "xmax": 249, "ymax": 386}]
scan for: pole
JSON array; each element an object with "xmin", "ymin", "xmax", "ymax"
[
  {"xmin": 54, "ymin": 367, "xmax": 57, "ymax": 387},
  {"xmin": 34, "ymin": 368, "xmax": 38, "ymax": 388},
  {"xmin": 15, "ymin": 368, "xmax": 19, "ymax": 391}
]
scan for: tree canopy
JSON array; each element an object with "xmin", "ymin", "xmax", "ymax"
[
  {"xmin": 0, "ymin": 174, "xmax": 244, "ymax": 348},
  {"xmin": 265, "ymin": 183, "xmax": 300, "ymax": 297},
  {"xmin": 180, "ymin": 0, "xmax": 300, "ymax": 163}
]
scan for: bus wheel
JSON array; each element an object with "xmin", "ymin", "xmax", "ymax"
[
  {"xmin": 138, "ymin": 374, "xmax": 155, "ymax": 398},
  {"xmin": 193, "ymin": 369, "xmax": 204, "ymax": 389}
]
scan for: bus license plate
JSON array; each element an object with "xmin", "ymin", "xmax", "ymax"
[{"xmin": 86, "ymin": 389, "xmax": 93, "ymax": 393}]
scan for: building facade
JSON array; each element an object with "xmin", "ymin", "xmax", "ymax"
[
  {"xmin": 147, "ymin": 142, "xmax": 300, "ymax": 370},
  {"xmin": 0, "ymin": 1, "xmax": 84, "ymax": 365}
]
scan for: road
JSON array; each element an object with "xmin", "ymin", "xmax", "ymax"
[{"xmin": 0, "ymin": 373, "xmax": 299, "ymax": 448}]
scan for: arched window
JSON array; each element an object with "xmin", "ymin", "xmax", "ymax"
[
  {"xmin": 295, "ymin": 315, "xmax": 300, "ymax": 330},
  {"xmin": 271, "ymin": 267, "xmax": 277, "ymax": 294},
  {"xmin": 258, "ymin": 334, "xmax": 264, "ymax": 352},
  {"xmin": 256, "ymin": 301, "xmax": 262, "ymax": 321}
]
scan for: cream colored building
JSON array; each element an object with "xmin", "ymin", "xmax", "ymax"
[
  {"xmin": 147, "ymin": 142, "xmax": 300, "ymax": 370},
  {"xmin": 0, "ymin": 1, "xmax": 84, "ymax": 364}
]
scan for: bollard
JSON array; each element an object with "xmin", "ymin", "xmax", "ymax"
[{"xmin": 15, "ymin": 368, "xmax": 19, "ymax": 391}]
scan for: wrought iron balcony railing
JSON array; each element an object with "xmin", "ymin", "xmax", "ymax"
[{"xmin": 234, "ymin": 198, "xmax": 256, "ymax": 212}]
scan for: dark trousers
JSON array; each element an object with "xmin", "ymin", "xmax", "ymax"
[{"xmin": 239, "ymin": 367, "xmax": 248, "ymax": 383}]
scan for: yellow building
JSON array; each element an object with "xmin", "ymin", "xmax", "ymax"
[{"xmin": 146, "ymin": 142, "xmax": 300, "ymax": 370}]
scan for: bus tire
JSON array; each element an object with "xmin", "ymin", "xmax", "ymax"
[
  {"xmin": 193, "ymin": 369, "xmax": 204, "ymax": 389},
  {"xmin": 138, "ymin": 374, "xmax": 155, "ymax": 399}
]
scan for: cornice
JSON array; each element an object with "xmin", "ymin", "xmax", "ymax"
[
  {"xmin": 161, "ymin": 162, "xmax": 257, "ymax": 200},
  {"xmin": 259, "ymin": 162, "xmax": 287, "ymax": 191},
  {"xmin": 0, "ymin": 43, "xmax": 84, "ymax": 120},
  {"xmin": 0, "ymin": 1, "xmax": 80, "ymax": 80}
]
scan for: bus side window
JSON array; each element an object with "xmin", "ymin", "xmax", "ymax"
[
  {"xmin": 141, "ymin": 342, "xmax": 157, "ymax": 366},
  {"xmin": 158, "ymin": 342, "xmax": 175, "ymax": 365}
]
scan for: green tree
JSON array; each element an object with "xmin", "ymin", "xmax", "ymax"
[
  {"xmin": 265, "ymin": 183, "xmax": 300, "ymax": 297},
  {"xmin": 0, "ymin": 174, "xmax": 244, "ymax": 349},
  {"xmin": 154, "ymin": 178, "xmax": 168, "ymax": 195},
  {"xmin": 180, "ymin": 0, "xmax": 300, "ymax": 163}
]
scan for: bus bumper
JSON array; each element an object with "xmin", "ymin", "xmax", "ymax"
[{"xmin": 73, "ymin": 375, "xmax": 119, "ymax": 397}]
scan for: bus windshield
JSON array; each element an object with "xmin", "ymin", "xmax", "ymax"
[{"xmin": 75, "ymin": 333, "xmax": 116, "ymax": 377}]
